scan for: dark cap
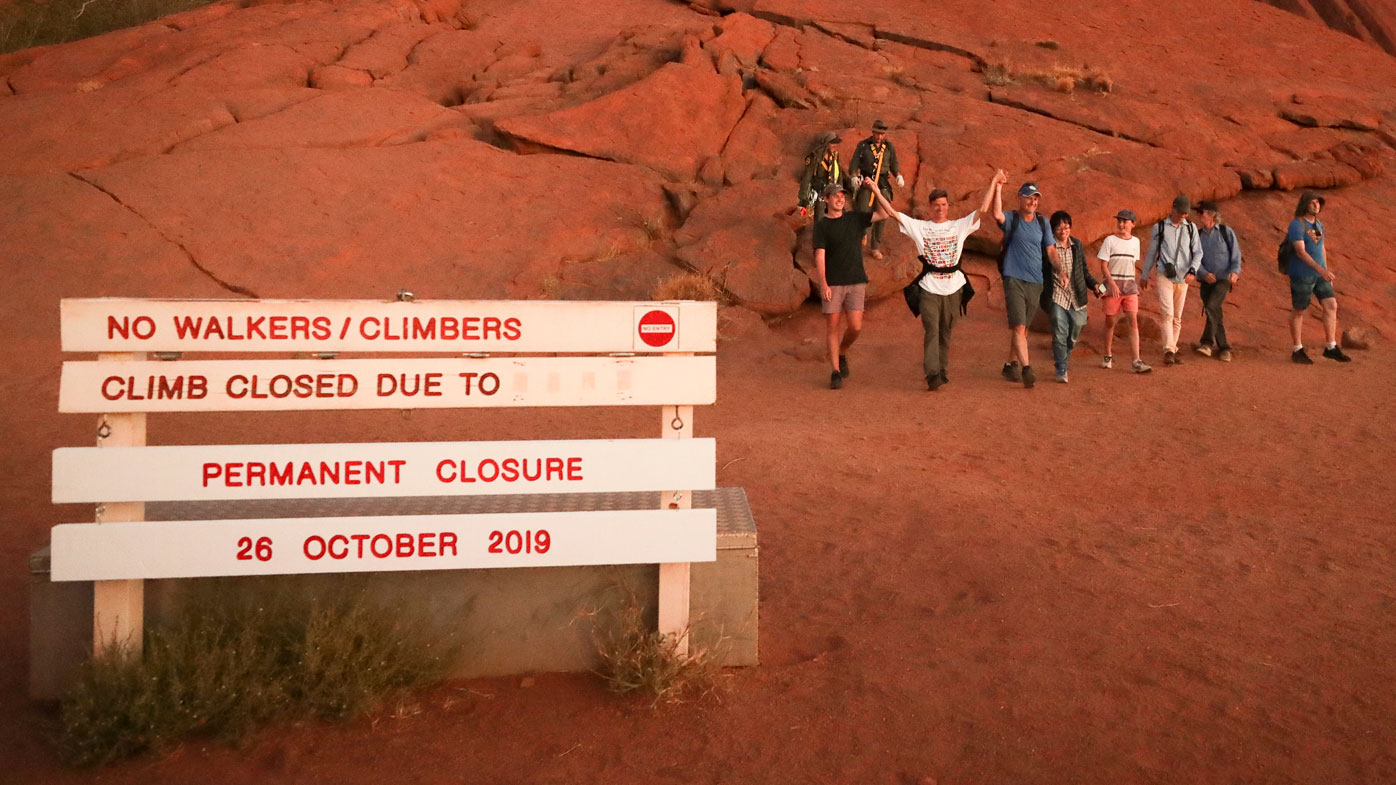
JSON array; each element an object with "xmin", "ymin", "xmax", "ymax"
[
  {"xmin": 1115, "ymin": 209, "xmax": 1138, "ymax": 222},
  {"xmin": 926, "ymin": 188, "xmax": 949, "ymax": 203},
  {"xmin": 1018, "ymin": 182, "xmax": 1041, "ymax": 198},
  {"xmin": 822, "ymin": 183, "xmax": 847, "ymax": 199},
  {"xmin": 1171, "ymin": 194, "xmax": 1191, "ymax": 214},
  {"xmin": 817, "ymin": 130, "xmax": 842, "ymax": 145},
  {"xmin": 1194, "ymin": 200, "xmax": 1219, "ymax": 214},
  {"xmin": 872, "ymin": 119, "xmax": 888, "ymax": 132}
]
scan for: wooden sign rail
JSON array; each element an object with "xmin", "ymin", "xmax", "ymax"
[{"xmin": 53, "ymin": 298, "xmax": 719, "ymax": 660}]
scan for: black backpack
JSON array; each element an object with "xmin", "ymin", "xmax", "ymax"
[{"xmin": 1277, "ymin": 239, "xmax": 1293, "ymax": 273}]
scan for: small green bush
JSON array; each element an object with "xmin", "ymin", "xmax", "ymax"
[
  {"xmin": 58, "ymin": 590, "xmax": 452, "ymax": 767},
  {"xmin": 0, "ymin": 0, "xmax": 219, "ymax": 55}
]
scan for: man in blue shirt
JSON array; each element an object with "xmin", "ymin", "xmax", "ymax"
[
  {"xmin": 1286, "ymin": 190, "xmax": 1351, "ymax": 363},
  {"xmin": 993, "ymin": 182, "xmax": 1057, "ymax": 388},
  {"xmin": 1191, "ymin": 201, "xmax": 1242, "ymax": 362}
]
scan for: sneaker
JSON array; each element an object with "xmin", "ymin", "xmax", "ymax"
[
  {"xmin": 1172, "ymin": 350, "xmax": 1183, "ymax": 365},
  {"xmin": 1132, "ymin": 359, "xmax": 1152, "ymax": 374},
  {"xmin": 1101, "ymin": 355, "xmax": 1113, "ymax": 370},
  {"xmin": 830, "ymin": 371, "xmax": 843, "ymax": 389},
  {"xmin": 1218, "ymin": 349, "xmax": 1233, "ymax": 362},
  {"xmin": 1291, "ymin": 348, "xmax": 1314, "ymax": 365},
  {"xmin": 927, "ymin": 373, "xmax": 944, "ymax": 391},
  {"xmin": 1021, "ymin": 365, "xmax": 1036, "ymax": 389},
  {"xmin": 1194, "ymin": 344, "xmax": 1213, "ymax": 358},
  {"xmin": 1056, "ymin": 371, "xmax": 1069, "ymax": 384},
  {"xmin": 1002, "ymin": 361, "xmax": 1022, "ymax": 382},
  {"xmin": 838, "ymin": 354, "xmax": 850, "ymax": 378},
  {"xmin": 1163, "ymin": 350, "xmax": 1181, "ymax": 365},
  {"xmin": 1322, "ymin": 346, "xmax": 1352, "ymax": 363}
]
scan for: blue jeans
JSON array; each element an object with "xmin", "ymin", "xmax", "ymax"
[{"xmin": 1049, "ymin": 303, "xmax": 1087, "ymax": 375}]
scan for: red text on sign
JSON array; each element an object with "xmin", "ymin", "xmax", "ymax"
[
  {"xmin": 226, "ymin": 373, "xmax": 359, "ymax": 399},
  {"xmin": 203, "ymin": 459, "xmax": 407, "ymax": 488},
  {"xmin": 487, "ymin": 530, "xmax": 550, "ymax": 554},
  {"xmin": 435, "ymin": 457, "xmax": 582, "ymax": 484},
  {"xmin": 302, "ymin": 531, "xmax": 459, "ymax": 561},
  {"xmin": 102, "ymin": 375, "xmax": 209, "ymax": 401}
]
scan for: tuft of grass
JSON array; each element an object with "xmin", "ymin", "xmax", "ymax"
[
  {"xmin": 591, "ymin": 588, "xmax": 722, "ymax": 705},
  {"xmin": 1, "ymin": 0, "xmax": 219, "ymax": 54},
  {"xmin": 652, "ymin": 272, "xmax": 722, "ymax": 302},
  {"xmin": 57, "ymin": 590, "xmax": 453, "ymax": 767},
  {"xmin": 982, "ymin": 62, "xmax": 1015, "ymax": 87},
  {"xmin": 1035, "ymin": 40, "xmax": 1061, "ymax": 50}
]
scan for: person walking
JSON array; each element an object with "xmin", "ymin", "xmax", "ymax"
[
  {"xmin": 1191, "ymin": 201, "xmax": 1241, "ymax": 362},
  {"xmin": 797, "ymin": 131, "xmax": 850, "ymax": 222},
  {"xmin": 1285, "ymin": 190, "xmax": 1352, "ymax": 364},
  {"xmin": 1142, "ymin": 195, "xmax": 1203, "ymax": 365},
  {"xmin": 1098, "ymin": 209, "xmax": 1152, "ymax": 374},
  {"xmin": 993, "ymin": 181, "xmax": 1057, "ymax": 388},
  {"xmin": 867, "ymin": 172, "xmax": 1003, "ymax": 391},
  {"xmin": 850, "ymin": 119, "xmax": 903, "ymax": 261},
  {"xmin": 812, "ymin": 183, "xmax": 887, "ymax": 389},
  {"xmin": 1039, "ymin": 210, "xmax": 1101, "ymax": 383}
]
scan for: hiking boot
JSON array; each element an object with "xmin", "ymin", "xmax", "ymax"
[
  {"xmin": 1056, "ymin": 371, "xmax": 1069, "ymax": 384},
  {"xmin": 838, "ymin": 354, "xmax": 850, "ymax": 378},
  {"xmin": 927, "ymin": 373, "xmax": 944, "ymax": 391},
  {"xmin": 1218, "ymin": 349, "xmax": 1233, "ymax": 362},
  {"xmin": 1021, "ymin": 365, "xmax": 1036, "ymax": 389},
  {"xmin": 830, "ymin": 371, "xmax": 843, "ymax": 389},
  {"xmin": 1101, "ymin": 355, "xmax": 1113, "ymax": 370},
  {"xmin": 1291, "ymin": 348, "xmax": 1314, "ymax": 365},
  {"xmin": 1194, "ymin": 344, "xmax": 1213, "ymax": 358},
  {"xmin": 1002, "ymin": 361, "xmax": 1022, "ymax": 382},
  {"xmin": 1171, "ymin": 350, "xmax": 1183, "ymax": 365},
  {"xmin": 1322, "ymin": 346, "xmax": 1352, "ymax": 363},
  {"xmin": 939, "ymin": 370, "xmax": 949, "ymax": 386},
  {"xmin": 1163, "ymin": 350, "xmax": 1177, "ymax": 365},
  {"xmin": 1132, "ymin": 359, "xmax": 1152, "ymax": 374}
]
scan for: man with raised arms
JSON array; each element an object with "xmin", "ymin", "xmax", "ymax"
[{"xmin": 867, "ymin": 170, "xmax": 1005, "ymax": 391}]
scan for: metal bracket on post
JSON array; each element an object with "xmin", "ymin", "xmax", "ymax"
[{"xmin": 93, "ymin": 352, "xmax": 147, "ymax": 659}]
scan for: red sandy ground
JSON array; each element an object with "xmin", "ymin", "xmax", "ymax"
[{"xmin": 2, "ymin": 282, "xmax": 1394, "ymax": 784}]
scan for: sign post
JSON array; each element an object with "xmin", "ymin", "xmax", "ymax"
[{"xmin": 93, "ymin": 352, "xmax": 145, "ymax": 657}]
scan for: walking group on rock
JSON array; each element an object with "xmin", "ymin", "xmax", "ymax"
[{"xmin": 799, "ymin": 123, "xmax": 1353, "ymax": 391}]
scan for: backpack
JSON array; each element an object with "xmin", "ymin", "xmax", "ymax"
[
  {"xmin": 999, "ymin": 211, "xmax": 1050, "ymax": 275},
  {"xmin": 1277, "ymin": 238, "xmax": 1293, "ymax": 273}
]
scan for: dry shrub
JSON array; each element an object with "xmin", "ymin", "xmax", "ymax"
[
  {"xmin": 982, "ymin": 62, "xmax": 1015, "ymax": 87},
  {"xmin": 1011, "ymin": 64, "xmax": 1113, "ymax": 94},
  {"xmin": 591, "ymin": 588, "xmax": 723, "ymax": 705},
  {"xmin": 653, "ymin": 272, "xmax": 723, "ymax": 302},
  {"xmin": 57, "ymin": 589, "xmax": 453, "ymax": 767}
]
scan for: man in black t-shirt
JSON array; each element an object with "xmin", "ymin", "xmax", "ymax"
[{"xmin": 812, "ymin": 180, "xmax": 888, "ymax": 389}]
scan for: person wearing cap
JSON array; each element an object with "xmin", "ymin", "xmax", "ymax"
[
  {"xmin": 1191, "ymin": 201, "xmax": 1242, "ymax": 362},
  {"xmin": 1285, "ymin": 190, "xmax": 1351, "ymax": 363},
  {"xmin": 1142, "ymin": 195, "xmax": 1203, "ymax": 365},
  {"xmin": 866, "ymin": 171, "xmax": 1005, "ymax": 390},
  {"xmin": 849, "ymin": 119, "xmax": 904, "ymax": 261},
  {"xmin": 1097, "ymin": 209, "xmax": 1152, "ymax": 374},
  {"xmin": 797, "ymin": 130, "xmax": 851, "ymax": 222},
  {"xmin": 812, "ymin": 181, "xmax": 889, "ymax": 389},
  {"xmin": 992, "ymin": 180, "xmax": 1058, "ymax": 388}
]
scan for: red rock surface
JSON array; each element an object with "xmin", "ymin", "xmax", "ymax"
[{"xmin": 5, "ymin": 0, "xmax": 1396, "ymax": 781}]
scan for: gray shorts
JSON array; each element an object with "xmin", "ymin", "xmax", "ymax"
[
  {"xmin": 823, "ymin": 284, "xmax": 867, "ymax": 314},
  {"xmin": 1002, "ymin": 277, "xmax": 1043, "ymax": 327}
]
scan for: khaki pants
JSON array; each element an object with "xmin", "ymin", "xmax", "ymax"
[
  {"xmin": 1155, "ymin": 278, "xmax": 1189, "ymax": 352},
  {"xmin": 919, "ymin": 287, "xmax": 962, "ymax": 378}
]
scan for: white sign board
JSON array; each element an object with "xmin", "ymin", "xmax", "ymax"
[
  {"xmin": 50, "ymin": 509, "xmax": 717, "ymax": 581},
  {"xmin": 58, "ymin": 356, "xmax": 715, "ymax": 413},
  {"xmin": 61, "ymin": 299, "xmax": 717, "ymax": 353},
  {"xmin": 53, "ymin": 438, "xmax": 717, "ymax": 502}
]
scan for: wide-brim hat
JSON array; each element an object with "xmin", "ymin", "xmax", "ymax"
[{"xmin": 871, "ymin": 119, "xmax": 888, "ymax": 132}]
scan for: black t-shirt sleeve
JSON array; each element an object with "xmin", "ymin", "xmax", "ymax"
[
  {"xmin": 857, "ymin": 211, "xmax": 874, "ymax": 230},
  {"xmin": 813, "ymin": 220, "xmax": 829, "ymax": 251}
]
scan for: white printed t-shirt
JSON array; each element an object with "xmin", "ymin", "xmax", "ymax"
[
  {"xmin": 895, "ymin": 211, "xmax": 981, "ymax": 296},
  {"xmin": 1097, "ymin": 234, "xmax": 1141, "ymax": 296}
]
